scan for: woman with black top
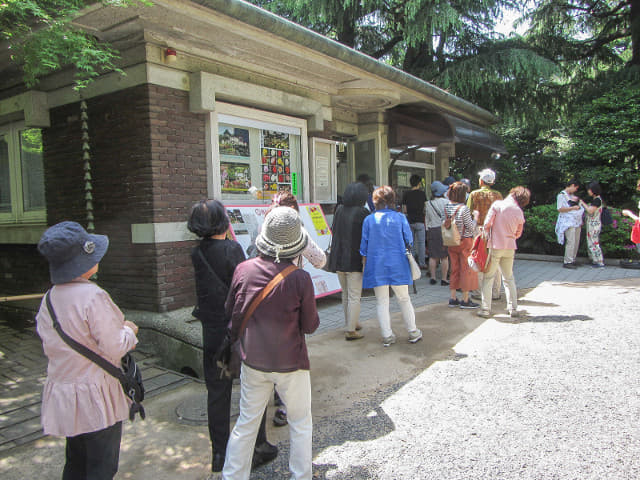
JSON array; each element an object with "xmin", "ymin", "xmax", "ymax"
[
  {"xmin": 188, "ymin": 199, "xmax": 277, "ymax": 476},
  {"xmin": 579, "ymin": 181, "xmax": 605, "ymax": 268}
]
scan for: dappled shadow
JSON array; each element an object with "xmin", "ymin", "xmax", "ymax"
[{"xmin": 495, "ymin": 313, "xmax": 592, "ymax": 324}]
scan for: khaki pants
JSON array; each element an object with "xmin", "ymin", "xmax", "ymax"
[
  {"xmin": 481, "ymin": 249, "xmax": 518, "ymax": 314},
  {"xmin": 564, "ymin": 226, "xmax": 582, "ymax": 264}
]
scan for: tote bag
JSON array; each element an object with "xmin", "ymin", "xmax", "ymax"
[
  {"xmin": 442, "ymin": 205, "xmax": 463, "ymax": 246},
  {"xmin": 406, "ymin": 250, "xmax": 422, "ymax": 281},
  {"xmin": 631, "ymin": 219, "xmax": 640, "ymax": 244},
  {"xmin": 468, "ymin": 232, "xmax": 490, "ymax": 273}
]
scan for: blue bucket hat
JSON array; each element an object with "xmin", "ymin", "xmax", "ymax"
[
  {"xmin": 37, "ymin": 221, "xmax": 109, "ymax": 284},
  {"xmin": 430, "ymin": 181, "xmax": 448, "ymax": 198}
]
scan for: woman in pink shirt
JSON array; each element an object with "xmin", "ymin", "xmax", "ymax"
[
  {"xmin": 36, "ymin": 221, "xmax": 138, "ymax": 479},
  {"xmin": 478, "ymin": 186, "xmax": 531, "ymax": 318}
]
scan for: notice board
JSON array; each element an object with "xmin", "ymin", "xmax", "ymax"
[{"xmin": 226, "ymin": 204, "xmax": 340, "ymax": 298}]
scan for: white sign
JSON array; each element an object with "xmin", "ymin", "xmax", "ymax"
[{"xmin": 226, "ymin": 204, "xmax": 340, "ymax": 298}]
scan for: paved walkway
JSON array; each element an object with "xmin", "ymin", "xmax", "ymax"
[
  {"xmin": 0, "ymin": 257, "xmax": 639, "ymax": 460},
  {"xmin": 313, "ymin": 257, "xmax": 640, "ymax": 334}
]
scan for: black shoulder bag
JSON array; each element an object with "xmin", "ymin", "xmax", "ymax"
[
  {"xmin": 214, "ymin": 264, "xmax": 298, "ymax": 380},
  {"xmin": 45, "ymin": 291, "xmax": 145, "ymax": 421}
]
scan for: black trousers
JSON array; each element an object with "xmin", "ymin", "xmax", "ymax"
[
  {"xmin": 203, "ymin": 327, "xmax": 268, "ymax": 463},
  {"xmin": 63, "ymin": 421, "xmax": 122, "ymax": 480}
]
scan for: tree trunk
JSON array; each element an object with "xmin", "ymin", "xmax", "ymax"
[{"xmin": 631, "ymin": 0, "xmax": 640, "ymax": 65}]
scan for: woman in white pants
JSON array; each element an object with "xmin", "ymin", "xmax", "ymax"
[{"xmin": 360, "ymin": 186, "xmax": 423, "ymax": 347}]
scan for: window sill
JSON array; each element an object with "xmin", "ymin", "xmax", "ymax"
[{"xmin": 0, "ymin": 223, "xmax": 47, "ymax": 244}]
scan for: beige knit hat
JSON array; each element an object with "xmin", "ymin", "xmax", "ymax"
[{"xmin": 255, "ymin": 207, "xmax": 308, "ymax": 262}]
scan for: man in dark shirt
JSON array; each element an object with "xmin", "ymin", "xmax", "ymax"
[
  {"xmin": 222, "ymin": 207, "xmax": 319, "ymax": 480},
  {"xmin": 402, "ymin": 174, "xmax": 427, "ymax": 268}
]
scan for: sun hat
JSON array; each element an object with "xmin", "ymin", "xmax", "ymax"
[
  {"xmin": 255, "ymin": 207, "xmax": 308, "ymax": 262},
  {"xmin": 430, "ymin": 181, "xmax": 448, "ymax": 198},
  {"xmin": 478, "ymin": 168, "xmax": 496, "ymax": 184},
  {"xmin": 37, "ymin": 221, "xmax": 109, "ymax": 284},
  {"xmin": 442, "ymin": 176, "xmax": 456, "ymax": 186}
]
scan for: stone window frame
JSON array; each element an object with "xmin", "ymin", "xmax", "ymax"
[{"xmin": 0, "ymin": 121, "xmax": 47, "ymax": 242}]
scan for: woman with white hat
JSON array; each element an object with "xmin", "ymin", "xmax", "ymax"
[{"xmin": 222, "ymin": 207, "xmax": 319, "ymax": 480}]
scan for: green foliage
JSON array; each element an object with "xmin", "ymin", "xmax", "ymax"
[
  {"xmin": 527, "ymin": 0, "xmax": 638, "ymax": 68},
  {"xmin": 598, "ymin": 209, "xmax": 638, "ymax": 259},
  {"xmin": 1, "ymin": 0, "xmax": 144, "ymax": 89},
  {"xmin": 520, "ymin": 203, "xmax": 638, "ymax": 259},
  {"xmin": 520, "ymin": 204, "xmax": 561, "ymax": 254},
  {"xmin": 563, "ymin": 78, "xmax": 640, "ymax": 207}
]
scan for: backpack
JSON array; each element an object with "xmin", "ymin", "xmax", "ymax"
[{"xmin": 600, "ymin": 206, "xmax": 613, "ymax": 226}]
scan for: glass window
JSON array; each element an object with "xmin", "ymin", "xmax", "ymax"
[
  {"xmin": 20, "ymin": 129, "xmax": 45, "ymax": 212},
  {"xmin": 219, "ymin": 123, "xmax": 301, "ymax": 203},
  {"xmin": 0, "ymin": 123, "xmax": 45, "ymax": 223}
]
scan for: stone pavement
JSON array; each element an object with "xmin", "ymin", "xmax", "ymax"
[
  {"xmin": 313, "ymin": 256, "xmax": 640, "ymax": 334},
  {"xmin": 0, "ymin": 322, "xmax": 194, "ymax": 453},
  {"xmin": 1, "ymin": 256, "xmax": 639, "ymax": 471}
]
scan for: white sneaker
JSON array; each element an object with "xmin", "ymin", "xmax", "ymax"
[
  {"xmin": 476, "ymin": 310, "xmax": 491, "ymax": 318},
  {"xmin": 408, "ymin": 329, "xmax": 423, "ymax": 343},
  {"xmin": 382, "ymin": 334, "xmax": 397, "ymax": 347}
]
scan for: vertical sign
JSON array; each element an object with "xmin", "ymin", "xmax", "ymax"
[{"xmin": 291, "ymin": 172, "xmax": 298, "ymax": 195}]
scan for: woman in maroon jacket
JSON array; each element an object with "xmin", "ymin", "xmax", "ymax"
[{"xmin": 222, "ymin": 207, "xmax": 319, "ymax": 480}]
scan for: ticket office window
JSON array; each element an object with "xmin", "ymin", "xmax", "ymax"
[{"xmin": 218, "ymin": 122, "xmax": 302, "ymax": 204}]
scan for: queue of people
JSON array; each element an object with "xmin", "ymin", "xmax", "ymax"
[{"xmin": 31, "ymin": 169, "xmax": 626, "ymax": 480}]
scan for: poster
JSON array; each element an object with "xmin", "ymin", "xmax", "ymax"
[
  {"xmin": 306, "ymin": 205, "xmax": 330, "ymax": 236},
  {"xmin": 221, "ymin": 162, "xmax": 251, "ymax": 193},
  {"xmin": 225, "ymin": 204, "xmax": 340, "ymax": 298},
  {"xmin": 219, "ymin": 126, "xmax": 250, "ymax": 157},
  {"xmin": 261, "ymin": 131, "xmax": 292, "ymax": 193}
]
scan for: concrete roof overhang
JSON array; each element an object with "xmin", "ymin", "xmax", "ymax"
[{"xmin": 0, "ymin": 0, "xmax": 502, "ymax": 140}]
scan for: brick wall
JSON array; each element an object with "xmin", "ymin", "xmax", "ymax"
[
  {"xmin": 40, "ymin": 84, "xmax": 208, "ymax": 312},
  {"xmin": 0, "ymin": 245, "xmax": 49, "ymax": 296}
]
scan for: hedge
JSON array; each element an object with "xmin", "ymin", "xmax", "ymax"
[{"xmin": 519, "ymin": 204, "xmax": 638, "ymax": 259}]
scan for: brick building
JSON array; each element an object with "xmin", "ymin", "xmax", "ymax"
[{"xmin": 0, "ymin": 0, "xmax": 505, "ymax": 321}]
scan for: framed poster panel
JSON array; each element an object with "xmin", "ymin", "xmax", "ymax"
[{"xmin": 225, "ymin": 203, "xmax": 340, "ymax": 298}]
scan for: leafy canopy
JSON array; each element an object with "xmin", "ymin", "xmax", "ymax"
[{"xmin": 1, "ymin": 0, "xmax": 142, "ymax": 89}]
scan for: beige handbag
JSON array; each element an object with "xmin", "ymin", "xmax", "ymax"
[
  {"xmin": 406, "ymin": 250, "xmax": 422, "ymax": 281},
  {"xmin": 441, "ymin": 205, "xmax": 463, "ymax": 246}
]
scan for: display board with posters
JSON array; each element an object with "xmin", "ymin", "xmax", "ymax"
[{"xmin": 226, "ymin": 204, "xmax": 340, "ymax": 298}]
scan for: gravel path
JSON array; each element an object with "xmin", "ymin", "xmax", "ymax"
[{"xmin": 312, "ymin": 279, "xmax": 640, "ymax": 479}]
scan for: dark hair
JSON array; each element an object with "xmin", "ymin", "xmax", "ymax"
[
  {"xmin": 271, "ymin": 190, "xmax": 299, "ymax": 211},
  {"xmin": 372, "ymin": 185, "xmax": 395, "ymax": 210},
  {"xmin": 447, "ymin": 182, "xmax": 467, "ymax": 203},
  {"xmin": 566, "ymin": 178, "xmax": 580, "ymax": 187},
  {"xmin": 357, "ymin": 173, "xmax": 374, "ymax": 193},
  {"xmin": 187, "ymin": 199, "xmax": 229, "ymax": 237},
  {"xmin": 587, "ymin": 181, "xmax": 601, "ymax": 196},
  {"xmin": 509, "ymin": 186, "xmax": 531, "ymax": 208},
  {"xmin": 409, "ymin": 174, "xmax": 422, "ymax": 187},
  {"xmin": 342, "ymin": 182, "xmax": 369, "ymax": 207}
]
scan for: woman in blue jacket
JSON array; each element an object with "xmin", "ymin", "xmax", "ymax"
[{"xmin": 360, "ymin": 186, "xmax": 423, "ymax": 347}]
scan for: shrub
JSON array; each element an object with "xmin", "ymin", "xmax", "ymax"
[{"xmin": 520, "ymin": 205, "xmax": 638, "ymax": 259}]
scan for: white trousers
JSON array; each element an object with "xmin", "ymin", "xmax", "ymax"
[
  {"xmin": 373, "ymin": 284, "xmax": 417, "ymax": 338},
  {"xmin": 337, "ymin": 271, "xmax": 363, "ymax": 332},
  {"xmin": 481, "ymin": 249, "xmax": 518, "ymax": 313},
  {"xmin": 222, "ymin": 365, "xmax": 312, "ymax": 480}
]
